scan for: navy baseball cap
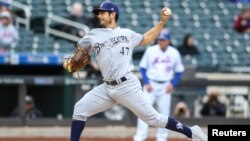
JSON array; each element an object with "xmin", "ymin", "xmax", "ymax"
[
  {"xmin": 0, "ymin": 1, "xmax": 10, "ymax": 8},
  {"xmin": 93, "ymin": 1, "xmax": 119, "ymax": 16},
  {"xmin": 157, "ymin": 30, "xmax": 171, "ymax": 40}
]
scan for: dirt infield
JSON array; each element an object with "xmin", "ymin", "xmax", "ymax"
[
  {"xmin": 0, "ymin": 126, "xmax": 197, "ymax": 141},
  {"xmin": 0, "ymin": 138, "xmax": 188, "ymax": 141}
]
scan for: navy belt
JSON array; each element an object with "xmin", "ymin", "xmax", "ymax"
[
  {"xmin": 104, "ymin": 77, "xmax": 127, "ymax": 85},
  {"xmin": 151, "ymin": 79, "xmax": 168, "ymax": 83}
]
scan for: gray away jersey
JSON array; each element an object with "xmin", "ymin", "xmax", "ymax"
[{"xmin": 79, "ymin": 27, "xmax": 143, "ymax": 80}]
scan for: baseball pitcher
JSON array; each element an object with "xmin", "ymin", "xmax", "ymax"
[{"xmin": 63, "ymin": 1, "xmax": 207, "ymax": 141}]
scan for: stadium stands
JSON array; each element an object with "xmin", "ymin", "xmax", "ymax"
[{"xmin": 9, "ymin": 0, "xmax": 250, "ymax": 72}]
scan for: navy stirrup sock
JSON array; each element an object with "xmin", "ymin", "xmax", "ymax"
[
  {"xmin": 165, "ymin": 117, "xmax": 192, "ymax": 138},
  {"xmin": 70, "ymin": 120, "xmax": 86, "ymax": 141}
]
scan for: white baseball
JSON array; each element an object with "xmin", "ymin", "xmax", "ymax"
[
  {"xmin": 163, "ymin": 8, "xmax": 172, "ymax": 16},
  {"xmin": 63, "ymin": 61, "xmax": 68, "ymax": 70}
]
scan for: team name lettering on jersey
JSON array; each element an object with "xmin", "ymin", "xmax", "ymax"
[
  {"xmin": 94, "ymin": 41, "xmax": 108, "ymax": 54},
  {"xmin": 152, "ymin": 56, "xmax": 171, "ymax": 64},
  {"xmin": 110, "ymin": 36, "xmax": 128, "ymax": 44},
  {"xmin": 93, "ymin": 36, "xmax": 128, "ymax": 55}
]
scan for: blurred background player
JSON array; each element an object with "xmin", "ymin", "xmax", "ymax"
[{"xmin": 133, "ymin": 29, "xmax": 185, "ymax": 141}]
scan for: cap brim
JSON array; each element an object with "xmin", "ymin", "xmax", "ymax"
[
  {"xmin": 93, "ymin": 8, "xmax": 113, "ymax": 15},
  {"xmin": 157, "ymin": 38, "xmax": 169, "ymax": 40},
  {"xmin": 1, "ymin": 16, "xmax": 7, "ymax": 18}
]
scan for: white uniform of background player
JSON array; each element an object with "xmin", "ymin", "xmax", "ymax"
[
  {"xmin": 134, "ymin": 30, "xmax": 184, "ymax": 141},
  {"xmin": 67, "ymin": 2, "xmax": 207, "ymax": 141}
]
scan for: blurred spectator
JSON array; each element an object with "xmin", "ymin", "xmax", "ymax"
[
  {"xmin": 178, "ymin": 34, "xmax": 200, "ymax": 57},
  {"xmin": 0, "ymin": 11, "xmax": 19, "ymax": 53},
  {"xmin": 62, "ymin": 2, "xmax": 91, "ymax": 38},
  {"xmin": 11, "ymin": 95, "xmax": 43, "ymax": 120},
  {"xmin": 200, "ymin": 90, "xmax": 227, "ymax": 117},
  {"xmin": 174, "ymin": 101, "xmax": 190, "ymax": 118},
  {"xmin": 0, "ymin": 0, "xmax": 11, "ymax": 12},
  {"xmin": 177, "ymin": 34, "xmax": 200, "ymax": 66},
  {"xmin": 0, "ymin": 0, "xmax": 17, "ymax": 27},
  {"xmin": 233, "ymin": 8, "xmax": 250, "ymax": 33}
]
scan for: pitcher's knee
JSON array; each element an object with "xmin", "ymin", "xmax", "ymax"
[
  {"xmin": 142, "ymin": 114, "xmax": 168, "ymax": 128},
  {"xmin": 72, "ymin": 102, "xmax": 88, "ymax": 121}
]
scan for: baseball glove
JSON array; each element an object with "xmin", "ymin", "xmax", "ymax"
[{"xmin": 63, "ymin": 47, "xmax": 90, "ymax": 73}]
